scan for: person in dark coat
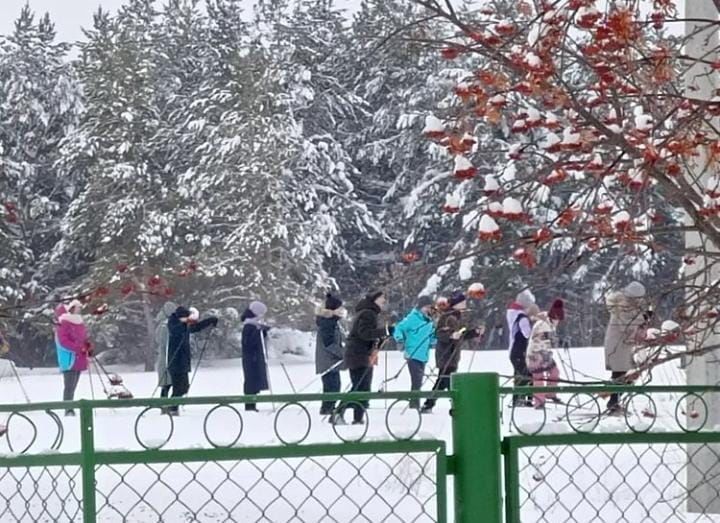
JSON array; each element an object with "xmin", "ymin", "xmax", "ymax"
[
  {"xmin": 422, "ymin": 291, "xmax": 484, "ymax": 413},
  {"xmin": 342, "ymin": 291, "xmax": 392, "ymax": 424},
  {"xmin": 315, "ymin": 293, "xmax": 347, "ymax": 421},
  {"xmin": 507, "ymin": 290, "xmax": 536, "ymax": 407},
  {"xmin": 241, "ymin": 301, "xmax": 271, "ymax": 412},
  {"xmin": 166, "ymin": 306, "xmax": 218, "ymax": 415}
]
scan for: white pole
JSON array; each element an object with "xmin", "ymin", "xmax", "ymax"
[
  {"xmin": 684, "ymin": 0, "xmax": 719, "ymax": 513},
  {"xmin": 260, "ymin": 330, "xmax": 276, "ymax": 412}
]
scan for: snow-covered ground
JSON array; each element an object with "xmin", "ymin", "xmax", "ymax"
[{"xmin": 0, "ymin": 345, "xmax": 715, "ymax": 522}]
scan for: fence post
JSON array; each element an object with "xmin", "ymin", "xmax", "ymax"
[
  {"xmin": 451, "ymin": 372, "xmax": 502, "ymax": 523},
  {"xmin": 79, "ymin": 401, "xmax": 96, "ymax": 523}
]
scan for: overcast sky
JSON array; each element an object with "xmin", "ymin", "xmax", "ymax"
[{"xmin": 0, "ymin": 0, "xmax": 364, "ymax": 43}]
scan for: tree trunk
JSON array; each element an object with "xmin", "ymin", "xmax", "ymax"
[
  {"xmin": 137, "ymin": 278, "xmax": 157, "ymax": 373},
  {"xmin": 685, "ymin": 0, "xmax": 720, "ymax": 514}
]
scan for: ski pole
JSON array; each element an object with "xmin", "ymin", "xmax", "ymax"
[
  {"xmin": 259, "ymin": 328, "xmax": 276, "ymax": 412},
  {"xmin": 297, "ymin": 359, "xmax": 344, "ymax": 393},
  {"xmin": 91, "ymin": 359, "xmax": 111, "ymax": 397},
  {"xmin": 280, "ymin": 363, "xmax": 297, "ymax": 394},
  {"xmin": 189, "ymin": 326, "xmax": 215, "ymax": 390},
  {"xmin": 87, "ymin": 360, "xmax": 96, "ymax": 401},
  {"xmin": 8, "ymin": 360, "xmax": 31, "ymax": 404},
  {"xmin": 384, "ymin": 346, "xmax": 388, "ymax": 409}
]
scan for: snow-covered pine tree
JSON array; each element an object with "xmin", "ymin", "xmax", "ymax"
[
  {"xmin": 0, "ymin": 6, "xmax": 83, "ymax": 362},
  {"xmin": 55, "ymin": 0, "xmax": 216, "ymax": 368},
  {"xmin": 246, "ymin": 0, "xmax": 387, "ymax": 315}
]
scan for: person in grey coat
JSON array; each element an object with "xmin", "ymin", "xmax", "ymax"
[
  {"xmin": 154, "ymin": 301, "xmax": 177, "ymax": 398},
  {"xmin": 603, "ymin": 281, "xmax": 646, "ymax": 412},
  {"xmin": 315, "ymin": 293, "xmax": 347, "ymax": 420}
]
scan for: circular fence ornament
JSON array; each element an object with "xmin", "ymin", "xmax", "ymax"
[
  {"xmin": 384, "ymin": 400, "xmax": 422, "ymax": 441},
  {"xmin": 46, "ymin": 410, "xmax": 64, "ymax": 450},
  {"xmin": 5, "ymin": 412, "xmax": 38, "ymax": 454},
  {"xmin": 203, "ymin": 404, "xmax": 244, "ymax": 448},
  {"xmin": 273, "ymin": 402, "xmax": 311, "ymax": 446},
  {"xmin": 511, "ymin": 402, "xmax": 546, "ymax": 436},
  {"xmin": 134, "ymin": 407, "xmax": 174, "ymax": 450},
  {"xmin": 623, "ymin": 392, "xmax": 657, "ymax": 433},
  {"xmin": 674, "ymin": 392, "xmax": 708, "ymax": 433},
  {"xmin": 565, "ymin": 393, "xmax": 602, "ymax": 434},
  {"xmin": 331, "ymin": 402, "xmax": 369, "ymax": 443}
]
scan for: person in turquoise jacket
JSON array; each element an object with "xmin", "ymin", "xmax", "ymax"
[{"xmin": 393, "ymin": 296, "xmax": 437, "ymax": 409}]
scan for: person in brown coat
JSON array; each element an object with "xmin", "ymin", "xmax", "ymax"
[
  {"xmin": 421, "ymin": 291, "xmax": 484, "ymax": 413},
  {"xmin": 603, "ymin": 281, "xmax": 646, "ymax": 412}
]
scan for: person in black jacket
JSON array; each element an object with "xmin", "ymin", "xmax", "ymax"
[
  {"xmin": 241, "ymin": 301, "xmax": 271, "ymax": 412},
  {"xmin": 315, "ymin": 293, "xmax": 346, "ymax": 421},
  {"xmin": 342, "ymin": 291, "xmax": 393, "ymax": 424},
  {"xmin": 422, "ymin": 291, "xmax": 484, "ymax": 413},
  {"xmin": 166, "ymin": 306, "xmax": 218, "ymax": 415}
]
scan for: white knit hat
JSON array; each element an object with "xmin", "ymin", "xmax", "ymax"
[
  {"xmin": 67, "ymin": 299, "xmax": 83, "ymax": 312},
  {"xmin": 624, "ymin": 281, "xmax": 646, "ymax": 299},
  {"xmin": 516, "ymin": 289, "xmax": 536, "ymax": 308}
]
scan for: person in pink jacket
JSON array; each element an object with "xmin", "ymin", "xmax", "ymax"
[{"xmin": 55, "ymin": 300, "xmax": 90, "ymax": 416}]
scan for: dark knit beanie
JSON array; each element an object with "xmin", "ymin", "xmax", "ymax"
[
  {"xmin": 417, "ymin": 296, "xmax": 434, "ymax": 309},
  {"xmin": 175, "ymin": 306, "xmax": 191, "ymax": 318},
  {"xmin": 448, "ymin": 291, "xmax": 466, "ymax": 308},
  {"xmin": 325, "ymin": 293, "xmax": 343, "ymax": 311},
  {"xmin": 366, "ymin": 290, "xmax": 384, "ymax": 302},
  {"xmin": 549, "ymin": 299, "xmax": 565, "ymax": 321}
]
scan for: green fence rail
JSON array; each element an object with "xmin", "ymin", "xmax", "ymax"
[
  {"xmin": 0, "ymin": 388, "xmax": 461, "ymax": 523},
  {"xmin": 498, "ymin": 380, "xmax": 720, "ymax": 522},
  {"xmin": 3, "ymin": 374, "xmax": 720, "ymax": 522}
]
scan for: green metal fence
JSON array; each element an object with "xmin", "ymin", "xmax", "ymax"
[
  {"xmin": 3, "ymin": 374, "xmax": 720, "ymax": 522},
  {"xmin": 499, "ymin": 380, "xmax": 720, "ymax": 523},
  {"xmin": 0, "ymin": 390, "xmax": 460, "ymax": 523}
]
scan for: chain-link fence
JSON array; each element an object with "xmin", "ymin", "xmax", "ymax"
[
  {"xmin": 8, "ymin": 375, "xmax": 720, "ymax": 522},
  {"xmin": 0, "ymin": 465, "xmax": 82, "ymax": 522},
  {"xmin": 514, "ymin": 441, "xmax": 720, "ymax": 522},
  {"xmin": 95, "ymin": 449, "xmax": 440, "ymax": 522},
  {"xmin": 0, "ymin": 391, "xmax": 451, "ymax": 523},
  {"xmin": 501, "ymin": 385, "xmax": 720, "ymax": 523}
]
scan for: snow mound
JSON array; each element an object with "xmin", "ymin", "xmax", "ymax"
[{"xmin": 267, "ymin": 328, "xmax": 314, "ymax": 360}]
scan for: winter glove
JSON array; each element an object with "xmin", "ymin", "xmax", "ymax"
[
  {"xmin": 451, "ymin": 328, "xmax": 467, "ymax": 341},
  {"xmin": 209, "ymin": 316, "xmax": 219, "ymax": 327},
  {"xmin": 369, "ymin": 349, "xmax": 380, "ymax": 366},
  {"xmin": 386, "ymin": 325, "xmax": 395, "ymax": 337},
  {"xmin": 463, "ymin": 326, "xmax": 485, "ymax": 340}
]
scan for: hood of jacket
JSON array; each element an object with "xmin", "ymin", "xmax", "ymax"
[
  {"xmin": 355, "ymin": 297, "xmax": 380, "ymax": 314},
  {"xmin": 59, "ymin": 312, "xmax": 84, "ymax": 325},
  {"xmin": 156, "ymin": 301, "xmax": 178, "ymax": 322},
  {"xmin": 54, "ymin": 304, "xmax": 67, "ymax": 322},
  {"xmin": 316, "ymin": 307, "xmax": 347, "ymax": 319},
  {"xmin": 405, "ymin": 307, "xmax": 432, "ymax": 326}
]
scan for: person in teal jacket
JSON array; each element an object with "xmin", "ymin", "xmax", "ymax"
[{"xmin": 393, "ymin": 296, "xmax": 437, "ymax": 409}]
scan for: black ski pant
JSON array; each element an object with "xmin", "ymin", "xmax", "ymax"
[
  {"xmin": 63, "ymin": 371, "xmax": 81, "ymax": 413},
  {"xmin": 343, "ymin": 367, "xmax": 373, "ymax": 423},
  {"xmin": 407, "ymin": 359, "xmax": 425, "ymax": 409},
  {"xmin": 320, "ymin": 371, "xmax": 341, "ymax": 415},
  {"xmin": 607, "ymin": 371, "xmax": 626, "ymax": 410},
  {"xmin": 168, "ymin": 372, "xmax": 189, "ymax": 414},
  {"xmin": 509, "ymin": 346, "xmax": 533, "ymax": 404},
  {"xmin": 423, "ymin": 365, "xmax": 456, "ymax": 409}
]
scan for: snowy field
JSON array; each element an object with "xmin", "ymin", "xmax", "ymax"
[{"xmin": 0, "ymin": 344, "xmax": 718, "ymax": 522}]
